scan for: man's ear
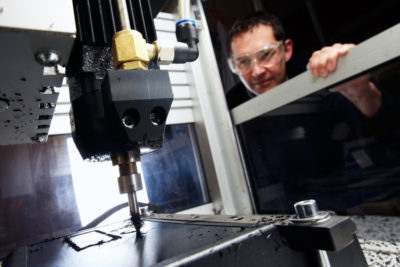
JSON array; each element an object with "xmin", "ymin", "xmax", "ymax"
[{"xmin": 284, "ymin": 39, "xmax": 293, "ymax": 62}]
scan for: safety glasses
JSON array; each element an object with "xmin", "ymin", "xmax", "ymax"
[{"xmin": 228, "ymin": 42, "xmax": 283, "ymax": 74}]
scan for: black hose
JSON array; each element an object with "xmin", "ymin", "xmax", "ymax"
[{"xmin": 78, "ymin": 202, "xmax": 160, "ymax": 231}]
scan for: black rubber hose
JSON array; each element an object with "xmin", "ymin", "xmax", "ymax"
[{"xmin": 78, "ymin": 202, "xmax": 160, "ymax": 231}]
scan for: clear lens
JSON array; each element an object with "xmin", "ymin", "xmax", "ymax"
[{"xmin": 228, "ymin": 42, "xmax": 283, "ymax": 74}]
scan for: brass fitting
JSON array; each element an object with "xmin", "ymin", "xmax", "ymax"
[
  {"xmin": 112, "ymin": 29, "xmax": 149, "ymax": 70},
  {"xmin": 146, "ymin": 42, "xmax": 158, "ymax": 61}
]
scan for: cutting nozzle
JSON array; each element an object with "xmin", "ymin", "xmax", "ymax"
[{"xmin": 112, "ymin": 150, "xmax": 143, "ymax": 233}]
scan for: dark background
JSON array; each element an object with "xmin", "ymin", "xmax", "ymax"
[{"xmin": 201, "ymin": 0, "xmax": 400, "ymax": 91}]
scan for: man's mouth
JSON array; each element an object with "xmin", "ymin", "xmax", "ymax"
[{"xmin": 252, "ymin": 79, "xmax": 272, "ymax": 91}]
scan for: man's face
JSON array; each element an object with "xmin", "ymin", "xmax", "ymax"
[{"xmin": 230, "ymin": 24, "xmax": 292, "ymax": 94}]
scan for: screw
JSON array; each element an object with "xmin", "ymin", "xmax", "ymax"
[
  {"xmin": 31, "ymin": 134, "xmax": 47, "ymax": 143},
  {"xmin": 0, "ymin": 7, "xmax": 3, "ymax": 14},
  {"xmin": 122, "ymin": 115, "xmax": 135, "ymax": 129},
  {"xmin": 0, "ymin": 99, "xmax": 9, "ymax": 112},
  {"xmin": 36, "ymin": 51, "xmax": 60, "ymax": 67},
  {"xmin": 150, "ymin": 112, "xmax": 162, "ymax": 126}
]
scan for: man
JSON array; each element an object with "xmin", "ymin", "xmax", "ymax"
[
  {"xmin": 226, "ymin": 12, "xmax": 381, "ymax": 118},
  {"xmin": 225, "ymin": 12, "xmax": 387, "ymax": 213}
]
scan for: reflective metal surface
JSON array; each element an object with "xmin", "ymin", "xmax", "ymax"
[{"xmin": 4, "ymin": 215, "xmax": 367, "ymax": 267}]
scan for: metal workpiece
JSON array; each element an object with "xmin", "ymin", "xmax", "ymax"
[
  {"xmin": 3, "ymin": 215, "xmax": 368, "ymax": 267},
  {"xmin": 144, "ymin": 213, "xmax": 292, "ymax": 227}
]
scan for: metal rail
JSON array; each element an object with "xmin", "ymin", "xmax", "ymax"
[{"xmin": 231, "ymin": 23, "xmax": 400, "ymax": 125}]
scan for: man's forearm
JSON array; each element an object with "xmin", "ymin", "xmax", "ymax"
[{"xmin": 340, "ymin": 81, "xmax": 382, "ymax": 118}]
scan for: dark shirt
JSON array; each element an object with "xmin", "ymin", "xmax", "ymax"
[{"xmin": 226, "ymin": 82, "xmax": 254, "ymax": 109}]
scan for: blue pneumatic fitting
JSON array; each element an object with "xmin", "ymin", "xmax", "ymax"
[{"xmin": 176, "ymin": 19, "xmax": 196, "ymax": 26}]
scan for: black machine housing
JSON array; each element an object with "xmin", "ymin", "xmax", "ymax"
[{"xmin": 67, "ymin": 0, "xmax": 171, "ymax": 159}]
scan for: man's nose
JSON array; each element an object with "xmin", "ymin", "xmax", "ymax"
[{"xmin": 250, "ymin": 59, "xmax": 266, "ymax": 77}]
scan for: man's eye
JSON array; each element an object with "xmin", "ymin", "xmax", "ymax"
[
  {"xmin": 236, "ymin": 58, "xmax": 251, "ymax": 67},
  {"xmin": 258, "ymin": 50, "xmax": 274, "ymax": 62}
]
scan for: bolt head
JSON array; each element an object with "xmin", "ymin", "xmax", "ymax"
[
  {"xmin": 294, "ymin": 199, "xmax": 319, "ymax": 218},
  {"xmin": 0, "ymin": 99, "xmax": 9, "ymax": 112},
  {"xmin": 122, "ymin": 115, "xmax": 135, "ymax": 129},
  {"xmin": 36, "ymin": 51, "xmax": 61, "ymax": 67}
]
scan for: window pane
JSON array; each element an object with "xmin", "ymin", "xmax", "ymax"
[
  {"xmin": 237, "ymin": 60, "xmax": 400, "ymax": 215},
  {"xmin": 141, "ymin": 124, "xmax": 209, "ymax": 213}
]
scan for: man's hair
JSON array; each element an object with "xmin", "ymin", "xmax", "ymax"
[{"xmin": 228, "ymin": 11, "xmax": 286, "ymax": 51}]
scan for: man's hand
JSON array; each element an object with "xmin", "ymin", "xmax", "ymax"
[
  {"xmin": 307, "ymin": 43, "xmax": 382, "ymax": 117},
  {"xmin": 307, "ymin": 43, "xmax": 355, "ymax": 77}
]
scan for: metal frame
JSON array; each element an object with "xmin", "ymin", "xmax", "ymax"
[
  {"xmin": 186, "ymin": 0, "xmax": 253, "ymax": 215},
  {"xmin": 231, "ymin": 23, "xmax": 400, "ymax": 125}
]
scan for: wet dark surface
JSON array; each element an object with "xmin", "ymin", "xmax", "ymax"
[
  {"xmin": 3, "ymin": 216, "xmax": 369, "ymax": 267},
  {"xmin": 63, "ymin": 230, "xmax": 121, "ymax": 252},
  {"xmin": 4, "ymin": 219, "xmax": 309, "ymax": 267}
]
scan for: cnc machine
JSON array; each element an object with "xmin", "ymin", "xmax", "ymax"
[{"xmin": 0, "ymin": 0, "xmax": 368, "ymax": 266}]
